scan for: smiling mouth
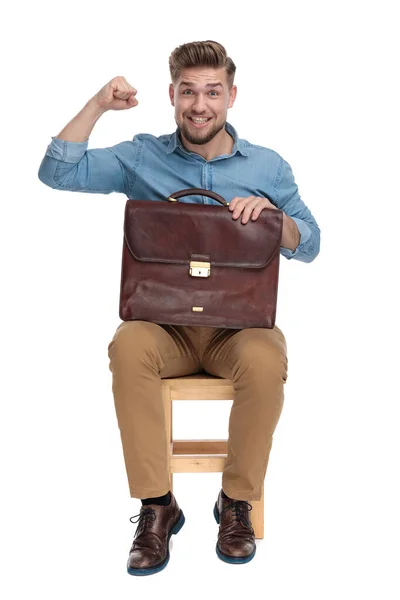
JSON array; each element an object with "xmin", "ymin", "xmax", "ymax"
[{"xmin": 188, "ymin": 117, "xmax": 212, "ymax": 127}]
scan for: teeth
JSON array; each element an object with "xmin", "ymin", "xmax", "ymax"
[{"xmin": 191, "ymin": 118, "xmax": 209, "ymax": 123}]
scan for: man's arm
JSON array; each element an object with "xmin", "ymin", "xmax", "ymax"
[
  {"xmin": 273, "ymin": 158, "xmax": 320, "ymax": 263},
  {"xmin": 281, "ymin": 213, "xmax": 301, "ymax": 252},
  {"xmin": 54, "ymin": 97, "xmax": 107, "ymax": 143},
  {"xmin": 38, "ymin": 76, "xmax": 138, "ymax": 194},
  {"xmin": 229, "ymin": 155, "xmax": 320, "ymax": 262}
]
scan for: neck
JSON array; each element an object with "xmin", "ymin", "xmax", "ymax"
[{"xmin": 180, "ymin": 127, "xmax": 234, "ymax": 161}]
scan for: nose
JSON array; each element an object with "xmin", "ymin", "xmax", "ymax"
[{"xmin": 191, "ymin": 93, "xmax": 207, "ymax": 113}]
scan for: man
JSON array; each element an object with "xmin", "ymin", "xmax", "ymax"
[{"xmin": 38, "ymin": 40, "xmax": 320, "ymax": 576}]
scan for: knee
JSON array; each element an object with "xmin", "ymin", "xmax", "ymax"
[{"xmin": 235, "ymin": 339, "xmax": 288, "ymax": 382}]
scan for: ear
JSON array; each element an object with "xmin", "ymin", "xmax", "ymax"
[
  {"xmin": 228, "ymin": 85, "xmax": 237, "ymax": 109},
  {"xmin": 169, "ymin": 83, "xmax": 175, "ymax": 106}
]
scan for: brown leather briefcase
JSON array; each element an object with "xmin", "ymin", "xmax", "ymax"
[{"xmin": 119, "ymin": 188, "xmax": 283, "ymax": 329}]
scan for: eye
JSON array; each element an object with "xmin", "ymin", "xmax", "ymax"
[
  {"xmin": 182, "ymin": 90, "xmax": 193, "ymax": 95},
  {"xmin": 209, "ymin": 91, "xmax": 219, "ymax": 96}
]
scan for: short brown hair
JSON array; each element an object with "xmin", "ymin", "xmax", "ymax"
[{"xmin": 169, "ymin": 40, "xmax": 236, "ymax": 88}]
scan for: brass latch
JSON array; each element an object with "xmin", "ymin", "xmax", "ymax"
[{"xmin": 189, "ymin": 260, "xmax": 211, "ymax": 277}]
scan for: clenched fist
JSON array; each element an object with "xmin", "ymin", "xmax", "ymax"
[{"xmin": 92, "ymin": 76, "xmax": 138, "ymax": 111}]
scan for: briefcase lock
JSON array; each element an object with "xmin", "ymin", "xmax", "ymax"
[{"xmin": 189, "ymin": 261, "xmax": 211, "ymax": 277}]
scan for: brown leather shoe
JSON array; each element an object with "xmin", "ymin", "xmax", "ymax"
[
  {"xmin": 127, "ymin": 493, "xmax": 185, "ymax": 576},
  {"xmin": 213, "ymin": 489, "xmax": 256, "ymax": 564}
]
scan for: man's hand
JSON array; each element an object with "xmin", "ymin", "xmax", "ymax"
[
  {"xmin": 229, "ymin": 195, "xmax": 301, "ymax": 251},
  {"xmin": 92, "ymin": 76, "xmax": 138, "ymax": 112},
  {"xmin": 229, "ymin": 196, "xmax": 278, "ymax": 224}
]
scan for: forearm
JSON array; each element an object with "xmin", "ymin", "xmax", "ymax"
[
  {"xmin": 55, "ymin": 98, "xmax": 106, "ymax": 142},
  {"xmin": 281, "ymin": 213, "xmax": 300, "ymax": 252}
]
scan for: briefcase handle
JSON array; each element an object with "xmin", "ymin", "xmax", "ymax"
[{"xmin": 167, "ymin": 188, "xmax": 229, "ymax": 206}]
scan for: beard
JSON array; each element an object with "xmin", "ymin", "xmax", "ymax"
[{"xmin": 178, "ymin": 117, "xmax": 226, "ymax": 145}]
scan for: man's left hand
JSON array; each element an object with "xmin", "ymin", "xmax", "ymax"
[{"xmin": 229, "ymin": 196, "xmax": 278, "ymax": 224}]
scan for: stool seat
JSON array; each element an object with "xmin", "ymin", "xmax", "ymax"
[{"xmin": 162, "ymin": 373, "xmax": 265, "ymax": 538}]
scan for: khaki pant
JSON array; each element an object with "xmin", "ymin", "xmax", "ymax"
[{"xmin": 107, "ymin": 321, "xmax": 288, "ymax": 501}]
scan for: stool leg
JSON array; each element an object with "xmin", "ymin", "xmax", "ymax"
[
  {"xmin": 250, "ymin": 483, "xmax": 264, "ymax": 539},
  {"xmin": 162, "ymin": 386, "xmax": 173, "ymax": 493}
]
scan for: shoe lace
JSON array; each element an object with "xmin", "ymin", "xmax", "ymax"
[
  {"xmin": 221, "ymin": 500, "xmax": 253, "ymax": 527},
  {"xmin": 129, "ymin": 507, "xmax": 157, "ymax": 533}
]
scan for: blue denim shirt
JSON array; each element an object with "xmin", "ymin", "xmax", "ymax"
[{"xmin": 38, "ymin": 122, "xmax": 320, "ymax": 262}]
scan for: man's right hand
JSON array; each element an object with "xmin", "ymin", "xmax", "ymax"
[{"xmin": 93, "ymin": 76, "xmax": 138, "ymax": 111}]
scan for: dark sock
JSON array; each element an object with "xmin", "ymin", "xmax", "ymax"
[{"xmin": 141, "ymin": 491, "xmax": 171, "ymax": 506}]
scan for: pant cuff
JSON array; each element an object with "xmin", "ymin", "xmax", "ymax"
[{"xmin": 129, "ymin": 484, "xmax": 171, "ymax": 500}]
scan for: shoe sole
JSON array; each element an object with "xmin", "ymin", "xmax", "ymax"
[
  {"xmin": 213, "ymin": 503, "xmax": 256, "ymax": 564},
  {"xmin": 127, "ymin": 509, "xmax": 185, "ymax": 576}
]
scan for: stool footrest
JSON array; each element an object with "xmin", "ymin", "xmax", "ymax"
[{"xmin": 170, "ymin": 455, "xmax": 227, "ymax": 472}]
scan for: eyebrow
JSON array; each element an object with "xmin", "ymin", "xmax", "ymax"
[{"xmin": 179, "ymin": 81, "xmax": 223, "ymax": 88}]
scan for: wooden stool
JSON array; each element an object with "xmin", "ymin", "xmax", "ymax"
[{"xmin": 161, "ymin": 373, "xmax": 264, "ymax": 539}]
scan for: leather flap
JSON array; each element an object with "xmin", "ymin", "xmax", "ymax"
[{"xmin": 123, "ymin": 199, "xmax": 283, "ymax": 268}]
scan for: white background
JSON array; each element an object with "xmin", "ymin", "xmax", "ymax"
[{"xmin": 1, "ymin": 0, "xmax": 399, "ymax": 597}]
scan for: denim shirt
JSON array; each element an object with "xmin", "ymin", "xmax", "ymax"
[{"xmin": 38, "ymin": 122, "xmax": 320, "ymax": 262}]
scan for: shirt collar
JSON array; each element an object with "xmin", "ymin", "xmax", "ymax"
[{"xmin": 166, "ymin": 121, "xmax": 249, "ymax": 157}]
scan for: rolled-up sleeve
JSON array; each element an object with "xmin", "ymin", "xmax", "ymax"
[
  {"xmin": 274, "ymin": 158, "xmax": 320, "ymax": 263},
  {"xmin": 38, "ymin": 136, "xmax": 140, "ymax": 195}
]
